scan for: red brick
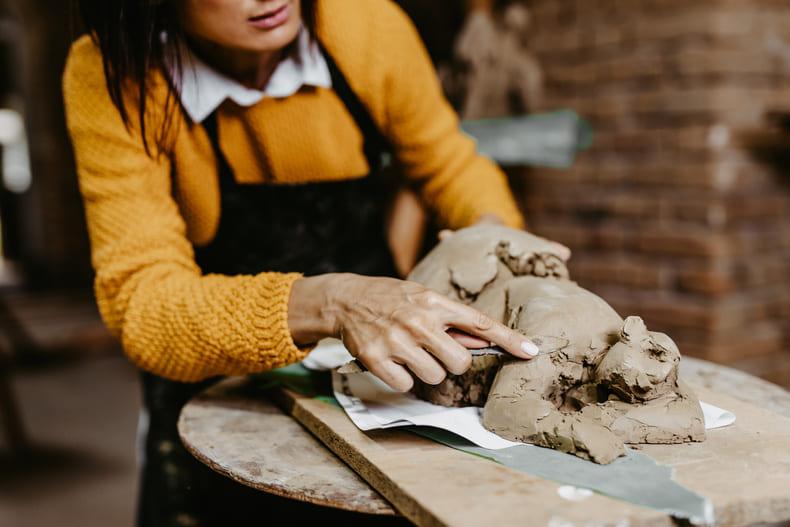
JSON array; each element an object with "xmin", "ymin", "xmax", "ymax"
[
  {"xmin": 578, "ymin": 287, "xmax": 720, "ymax": 330},
  {"xmin": 670, "ymin": 199, "xmax": 728, "ymax": 227},
  {"xmin": 737, "ymin": 254, "xmax": 790, "ymax": 288},
  {"xmin": 593, "ymin": 222, "xmax": 632, "ymax": 251},
  {"xmin": 526, "ymin": 190, "xmax": 660, "ymax": 221},
  {"xmin": 677, "ymin": 326, "xmax": 783, "ymax": 364},
  {"xmin": 673, "ymin": 49, "xmax": 782, "ymax": 77},
  {"xmin": 528, "ymin": 220, "xmax": 597, "ymax": 250},
  {"xmin": 569, "ymin": 255, "xmax": 672, "ymax": 290},
  {"xmin": 700, "ymin": 323, "xmax": 784, "ymax": 364},
  {"xmin": 510, "ymin": 0, "xmax": 790, "ymax": 377},
  {"xmin": 530, "ymin": 159, "xmax": 773, "ymax": 194},
  {"xmin": 636, "ymin": 227, "xmax": 732, "ymax": 258},
  {"xmin": 667, "ymin": 194, "xmax": 790, "ymax": 227},
  {"xmin": 677, "ymin": 265, "xmax": 736, "ymax": 296},
  {"xmin": 726, "ymin": 194, "xmax": 790, "ymax": 222},
  {"xmin": 734, "ymin": 223, "xmax": 790, "ymax": 255},
  {"xmin": 591, "ymin": 129, "xmax": 662, "ymax": 152}
]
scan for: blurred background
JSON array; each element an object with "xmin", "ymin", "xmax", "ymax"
[{"xmin": 1, "ymin": 0, "xmax": 789, "ymax": 525}]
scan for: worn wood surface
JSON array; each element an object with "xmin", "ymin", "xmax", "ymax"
[
  {"xmin": 177, "ymin": 377, "xmax": 396, "ymax": 515},
  {"xmin": 276, "ymin": 380, "xmax": 790, "ymax": 527},
  {"xmin": 680, "ymin": 357, "xmax": 790, "ymax": 418},
  {"xmin": 179, "ymin": 357, "xmax": 790, "ymax": 524}
]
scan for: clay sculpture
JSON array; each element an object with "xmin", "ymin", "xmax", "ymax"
[{"xmin": 406, "ymin": 225, "xmax": 705, "ymax": 464}]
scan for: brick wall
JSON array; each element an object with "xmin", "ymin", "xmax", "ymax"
[{"xmin": 520, "ymin": 0, "xmax": 790, "ymax": 386}]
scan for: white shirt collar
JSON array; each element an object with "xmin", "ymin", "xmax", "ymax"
[{"xmin": 175, "ymin": 25, "xmax": 332, "ymax": 123}]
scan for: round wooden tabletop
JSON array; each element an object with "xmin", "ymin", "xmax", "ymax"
[
  {"xmin": 178, "ymin": 357, "xmax": 790, "ymax": 515},
  {"xmin": 177, "ymin": 376, "xmax": 398, "ymax": 515}
]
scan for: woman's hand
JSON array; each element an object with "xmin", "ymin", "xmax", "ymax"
[{"xmin": 288, "ymin": 273, "xmax": 539, "ymax": 392}]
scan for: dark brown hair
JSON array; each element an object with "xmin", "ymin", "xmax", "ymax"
[{"xmin": 76, "ymin": 0, "xmax": 316, "ymax": 156}]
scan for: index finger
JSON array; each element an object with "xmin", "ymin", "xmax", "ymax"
[{"xmin": 439, "ymin": 301, "xmax": 539, "ymax": 359}]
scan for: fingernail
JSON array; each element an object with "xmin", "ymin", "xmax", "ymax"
[{"xmin": 521, "ymin": 340, "xmax": 539, "ymax": 357}]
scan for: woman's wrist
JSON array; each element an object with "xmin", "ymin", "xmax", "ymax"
[{"xmin": 287, "ymin": 273, "xmax": 352, "ymax": 346}]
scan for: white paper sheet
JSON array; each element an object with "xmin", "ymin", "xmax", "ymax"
[{"xmin": 699, "ymin": 401, "xmax": 735, "ymax": 428}]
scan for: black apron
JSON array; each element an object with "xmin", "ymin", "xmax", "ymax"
[{"xmin": 137, "ymin": 50, "xmax": 405, "ymax": 527}]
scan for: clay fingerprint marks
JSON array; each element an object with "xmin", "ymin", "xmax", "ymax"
[
  {"xmin": 495, "ymin": 239, "xmax": 569, "ymax": 280},
  {"xmin": 481, "ymin": 323, "xmax": 628, "ymax": 464},
  {"xmin": 481, "ymin": 362, "xmax": 627, "ymax": 465},
  {"xmin": 593, "ymin": 317, "xmax": 706, "ymax": 445},
  {"xmin": 605, "ymin": 381, "xmax": 706, "ymax": 445},
  {"xmin": 502, "ymin": 277, "xmax": 622, "ymax": 359},
  {"xmin": 595, "ymin": 316, "xmax": 681, "ymax": 404},
  {"xmin": 566, "ymin": 416, "xmax": 627, "ymax": 464},
  {"xmin": 410, "ymin": 353, "xmax": 505, "ymax": 407}
]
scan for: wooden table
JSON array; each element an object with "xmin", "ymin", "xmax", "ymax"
[{"xmin": 178, "ymin": 357, "xmax": 790, "ymax": 524}]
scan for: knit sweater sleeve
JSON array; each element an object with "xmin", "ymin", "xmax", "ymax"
[
  {"xmin": 62, "ymin": 36, "xmax": 309, "ymax": 382},
  {"xmin": 360, "ymin": 0, "xmax": 524, "ymax": 230}
]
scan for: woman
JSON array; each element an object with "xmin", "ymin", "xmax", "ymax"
[{"xmin": 64, "ymin": 0, "xmax": 568, "ymax": 524}]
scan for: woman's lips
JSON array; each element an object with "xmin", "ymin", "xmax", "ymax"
[{"xmin": 249, "ymin": 3, "xmax": 290, "ymax": 29}]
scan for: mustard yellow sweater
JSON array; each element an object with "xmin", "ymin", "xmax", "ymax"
[{"xmin": 63, "ymin": 0, "xmax": 524, "ymax": 382}]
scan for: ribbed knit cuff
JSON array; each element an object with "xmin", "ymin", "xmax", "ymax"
[{"xmin": 250, "ymin": 272, "xmax": 313, "ymax": 371}]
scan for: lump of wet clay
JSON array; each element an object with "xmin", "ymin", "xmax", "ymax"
[
  {"xmin": 407, "ymin": 225, "xmax": 570, "ymax": 406},
  {"xmin": 410, "ymin": 353, "xmax": 505, "ymax": 407},
  {"xmin": 483, "ymin": 277, "xmax": 705, "ymax": 464},
  {"xmin": 406, "ymin": 226, "xmax": 705, "ymax": 464},
  {"xmin": 408, "ymin": 224, "xmax": 569, "ymax": 304}
]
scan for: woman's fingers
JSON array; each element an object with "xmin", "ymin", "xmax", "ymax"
[
  {"xmin": 358, "ymin": 348, "xmax": 447, "ymax": 392},
  {"xmin": 351, "ymin": 332, "xmax": 452, "ymax": 390},
  {"xmin": 438, "ymin": 299, "xmax": 539, "ymax": 359},
  {"xmin": 383, "ymin": 324, "xmax": 469, "ymax": 382},
  {"xmin": 363, "ymin": 357, "xmax": 415, "ymax": 392},
  {"xmin": 395, "ymin": 345, "xmax": 449, "ymax": 384},
  {"xmin": 550, "ymin": 241, "xmax": 572, "ymax": 261},
  {"xmin": 409, "ymin": 327, "xmax": 472, "ymax": 376},
  {"xmin": 446, "ymin": 328, "xmax": 490, "ymax": 349}
]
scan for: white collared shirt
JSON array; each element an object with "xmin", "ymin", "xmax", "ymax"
[{"xmin": 175, "ymin": 25, "xmax": 332, "ymax": 123}]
